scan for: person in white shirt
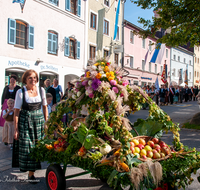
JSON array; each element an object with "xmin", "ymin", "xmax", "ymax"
[
  {"xmin": 2, "ymin": 98, "xmax": 15, "ymax": 149},
  {"xmin": 12, "ymin": 69, "xmax": 48, "ymax": 184}
]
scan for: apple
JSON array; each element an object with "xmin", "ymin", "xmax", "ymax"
[
  {"xmin": 153, "ymin": 152, "xmax": 161, "ymax": 159},
  {"xmin": 134, "ymin": 147, "xmax": 140, "ymax": 154},
  {"xmin": 159, "ymin": 141, "xmax": 167, "ymax": 148},
  {"xmin": 140, "ymin": 149, "xmax": 147, "ymax": 156},
  {"xmin": 141, "ymin": 155, "xmax": 147, "ymax": 159},
  {"xmin": 144, "ymin": 145, "xmax": 152, "ymax": 151},
  {"xmin": 130, "ymin": 142, "xmax": 135, "ymax": 147},
  {"xmin": 139, "ymin": 139, "xmax": 146, "ymax": 146},
  {"xmin": 134, "ymin": 153, "xmax": 140, "ymax": 158},
  {"xmin": 152, "ymin": 149, "xmax": 158, "ymax": 154},
  {"xmin": 152, "ymin": 138, "xmax": 159, "ymax": 144},
  {"xmin": 161, "ymin": 147, "xmax": 170, "ymax": 155},
  {"xmin": 137, "ymin": 144, "xmax": 144, "ymax": 150},
  {"xmin": 147, "ymin": 141, "xmax": 154, "ymax": 148},
  {"xmin": 160, "ymin": 153, "xmax": 165, "ymax": 158},
  {"xmin": 153, "ymin": 144, "xmax": 161, "ymax": 149},
  {"xmin": 130, "ymin": 146, "xmax": 135, "ymax": 154},
  {"xmin": 147, "ymin": 150, "xmax": 153, "ymax": 158},
  {"xmin": 132, "ymin": 139, "xmax": 139, "ymax": 146}
]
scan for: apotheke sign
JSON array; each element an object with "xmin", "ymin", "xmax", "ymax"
[{"xmin": 8, "ymin": 60, "xmax": 30, "ymax": 68}]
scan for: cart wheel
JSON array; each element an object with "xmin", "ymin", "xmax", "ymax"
[{"xmin": 46, "ymin": 164, "xmax": 66, "ymax": 190}]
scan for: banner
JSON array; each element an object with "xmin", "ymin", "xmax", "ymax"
[
  {"xmin": 155, "ymin": 77, "xmax": 159, "ymax": 91},
  {"xmin": 161, "ymin": 64, "xmax": 167, "ymax": 83},
  {"xmin": 13, "ymin": 0, "xmax": 24, "ymax": 3},
  {"xmin": 150, "ymin": 43, "xmax": 166, "ymax": 64},
  {"xmin": 184, "ymin": 65, "xmax": 188, "ymax": 85},
  {"xmin": 178, "ymin": 68, "xmax": 183, "ymax": 85},
  {"xmin": 113, "ymin": 0, "xmax": 120, "ymax": 40}
]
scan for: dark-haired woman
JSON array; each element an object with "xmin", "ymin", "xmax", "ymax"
[
  {"xmin": 0, "ymin": 74, "xmax": 21, "ymax": 127},
  {"xmin": 12, "ymin": 69, "xmax": 48, "ymax": 183}
]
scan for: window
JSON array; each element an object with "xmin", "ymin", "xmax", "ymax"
[
  {"xmin": 49, "ymin": 0, "xmax": 58, "ymax": 6},
  {"xmin": 155, "ymin": 64, "xmax": 157, "ymax": 73},
  {"xmin": 189, "ymin": 72, "xmax": 191, "ymax": 79},
  {"xmin": 195, "ymin": 71, "xmax": 196, "ymax": 77},
  {"xmin": 173, "ymin": 55, "xmax": 176, "ymax": 60},
  {"xmin": 104, "ymin": 49, "xmax": 109, "ymax": 57},
  {"xmin": 90, "ymin": 13, "xmax": 97, "ymax": 30},
  {"xmin": 130, "ymin": 31, "xmax": 134, "ymax": 44},
  {"xmin": 65, "ymin": 0, "xmax": 81, "ymax": 17},
  {"xmin": 115, "ymin": 53, "xmax": 119, "ymax": 65},
  {"xmin": 184, "ymin": 58, "xmax": 186, "ymax": 63},
  {"xmin": 134, "ymin": 81, "xmax": 138, "ymax": 85},
  {"xmin": 89, "ymin": 45, "xmax": 96, "ymax": 60},
  {"xmin": 198, "ymin": 58, "xmax": 199, "ymax": 64},
  {"xmin": 189, "ymin": 60, "xmax": 191, "ymax": 65},
  {"xmin": 195, "ymin": 57, "xmax": 197, "ymax": 63},
  {"xmin": 104, "ymin": 0, "xmax": 109, "ymax": 6},
  {"xmin": 128, "ymin": 80, "xmax": 131, "ymax": 85},
  {"xmin": 149, "ymin": 41, "xmax": 152, "ymax": 51},
  {"xmin": 8, "ymin": 19, "xmax": 34, "ymax": 49},
  {"xmin": 198, "ymin": 72, "xmax": 199, "ymax": 78},
  {"xmin": 149, "ymin": 62, "xmax": 151, "ymax": 72},
  {"xmin": 166, "ymin": 49, "xmax": 168, "ymax": 58},
  {"xmin": 173, "ymin": 68, "xmax": 176, "ymax": 76},
  {"xmin": 64, "ymin": 37, "xmax": 80, "ymax": 59},
  {"xmin": 142, "ymin": 38, "xmax": 145, "ymax": 48},
  {"xmin": 130, "ymin": 56, "xmax": 134, "ymax": 68},
  {"xmin": 161, "ymin": 66, "xmax": 163, "ymax": 73},
  {"xmin": 48, "ymin": 31, "xmax": 58, "ymax": 55},
  {"xmin": 142, "ymin": 60, "xmax": 145, "ymax": 71},
  {"xmin": 103, "ymin": 19, "xmax": 109, "ymax": 35},
  {"xmin": 178, "ymin": 56, "xmax": 180, "ymax": 62}
]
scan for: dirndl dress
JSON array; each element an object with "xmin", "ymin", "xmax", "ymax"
[{"xmin": 12, "ymin": 87, "xmax": 45, "ymax": 172}]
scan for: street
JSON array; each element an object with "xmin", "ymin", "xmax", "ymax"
[{"xmin": 0, "ymin": 101, "xmax": 200, "ymax": 190}]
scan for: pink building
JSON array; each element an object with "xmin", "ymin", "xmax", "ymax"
[{"xmin": 124, "ymin": 20, "xmax": 170, "ymax": 87}]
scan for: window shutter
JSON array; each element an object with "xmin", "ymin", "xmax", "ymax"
[
  {"xmin": 52, "ymin": 33, "xmax": 57, "ymax": 54},
  {"xmin": 65, "ymin": 0, "xmax": 70, "ymax": 11},
  {"xmin": 77, "ymin": 41, "xmax": 80, "ymax": 59},
  {"xmin": 64, "ymin": 37, "xmax": 69, "ymax": 56},
  {"xmin": 48, "ymin": 32, "xmax": 52, "ymax": 53},
  {"xmin": 8, "ymin": 18, "xmax": 16, "ymax": 45},
  {"xmin": 28, "ymin": 25, "xmax": 34, "ymax": 49},
  {"xmin": 77, "ymin": 0, "xmax": 81, "ymax": 17}
]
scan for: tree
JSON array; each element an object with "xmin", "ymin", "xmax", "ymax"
[{"xmin": 132, "ymin": 0, "xmax": 200, "ymax": 47}]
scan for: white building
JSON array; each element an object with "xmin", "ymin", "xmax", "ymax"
[
  {"xmin": 170, "ymin": 47, "xmax": 194, "ymax": 87},
  {"xmin": 0, "ymin": 0, "xmax": 88, "ymax": 107}
]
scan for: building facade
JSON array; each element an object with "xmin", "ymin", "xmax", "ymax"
[
  {"xmin": 194, "ymin": 46, "xmax": 200, "ymax": 87},
  {"xmin": 124, "ymin": 20, "xmax": 170, "ymax": 87},
  {"xmin": 0, "ymin": 0, "xmax": 88, "ymax": 107},
  {"xmin": 88, "ymin": 0, "xmax": 123, "ymax": 65},
  {"xmin": 170, "ymin": 47, "xmax": 194, "ymax": 87}
]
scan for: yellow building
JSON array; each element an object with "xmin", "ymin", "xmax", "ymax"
[
  {"xmin": 87, "ymin": 0, "xmax": 124, "ymax": 65},
  {"xmin": 194, "ymin": 46, "xmax": 200, "ymax": 87}
]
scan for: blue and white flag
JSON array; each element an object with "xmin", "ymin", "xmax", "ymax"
[
  {"xmin": 155, "ymin": 77, "xmax": 159, "ymax": 91},
  {"xmin": 13, "ymin": 0, "xmax": 24, "ymax": 3},
  {"xmin": 113, "ymin": 0, "xmax": 120, "ymax": 40},
  {"xmin": 150, "ymin": 43, "xmax": 166, "ymax": 64}
]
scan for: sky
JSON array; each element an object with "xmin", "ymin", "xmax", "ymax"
[{"xmin": 124, "ymin": 0, "xmax": 154, "ymax": 28}]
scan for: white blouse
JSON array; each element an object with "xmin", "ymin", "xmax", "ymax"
[
  {"xmin": 3, "ymin": 109, "xmax": 14, "ymax": 116},
  {"xmin": 14, "ymin": 86, "xmax": 47, "ymax": 109}
]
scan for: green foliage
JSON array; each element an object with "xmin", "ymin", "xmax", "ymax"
[
  {"xmin": 130, "ymin": 119, "xmax": 163, "ymax": 137},
  {"xmin": 132, "ymin": 0, "xmax": 200, "ymax": 47},
  {"xmin": 182, "ymin": 122, "xmax": 200, "ymax": 130}
]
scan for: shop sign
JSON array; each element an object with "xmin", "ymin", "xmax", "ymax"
[
  {"xmin": 8, "ymin": 60, "xmax": 30, "ymax": 68},
  {"xmin": 40, "ymin": 65, "xmax": 58, "ymax": 72},
  {"xmin": 141, "ymin": 77, "xmax": 152, "ymax": 80},
  {"xmin": 113, "ymin": 45, "xmax": 123, "ymax": 53}
]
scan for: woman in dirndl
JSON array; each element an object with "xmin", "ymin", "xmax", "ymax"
[
  {"xmin": 13, "ymin": 70, "xmax": 48, "ymax": 183},
  {"xmin": 0, "ymin": 74, "xmax": 20, "ymax": 127}
]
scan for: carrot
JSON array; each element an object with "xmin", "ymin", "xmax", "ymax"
[
  {"xmin": 119, "ymin": 162, "xmax": 129, "ymax": 172},
  {"xmin": 114, "ymin": 149, "xmax": 121, "ymax": 156}
]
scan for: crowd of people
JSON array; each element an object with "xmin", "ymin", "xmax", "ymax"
[{"xmin": 142, "ymin": 83, "xmax": 199, "ymax": 108}]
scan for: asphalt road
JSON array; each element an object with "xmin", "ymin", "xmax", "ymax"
[{"xmin": 0, "ymin": 100, "xmax": 199, "ymax": 190}]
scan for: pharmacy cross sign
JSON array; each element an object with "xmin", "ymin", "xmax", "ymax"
[{"xmin": 12, "ymin": 0, "xmax": 26, "ymax": 13}]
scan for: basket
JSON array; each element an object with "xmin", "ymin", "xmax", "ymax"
[{"xmin": 132, "ymin": 136, "xmax": 171, "ymax": 162}]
